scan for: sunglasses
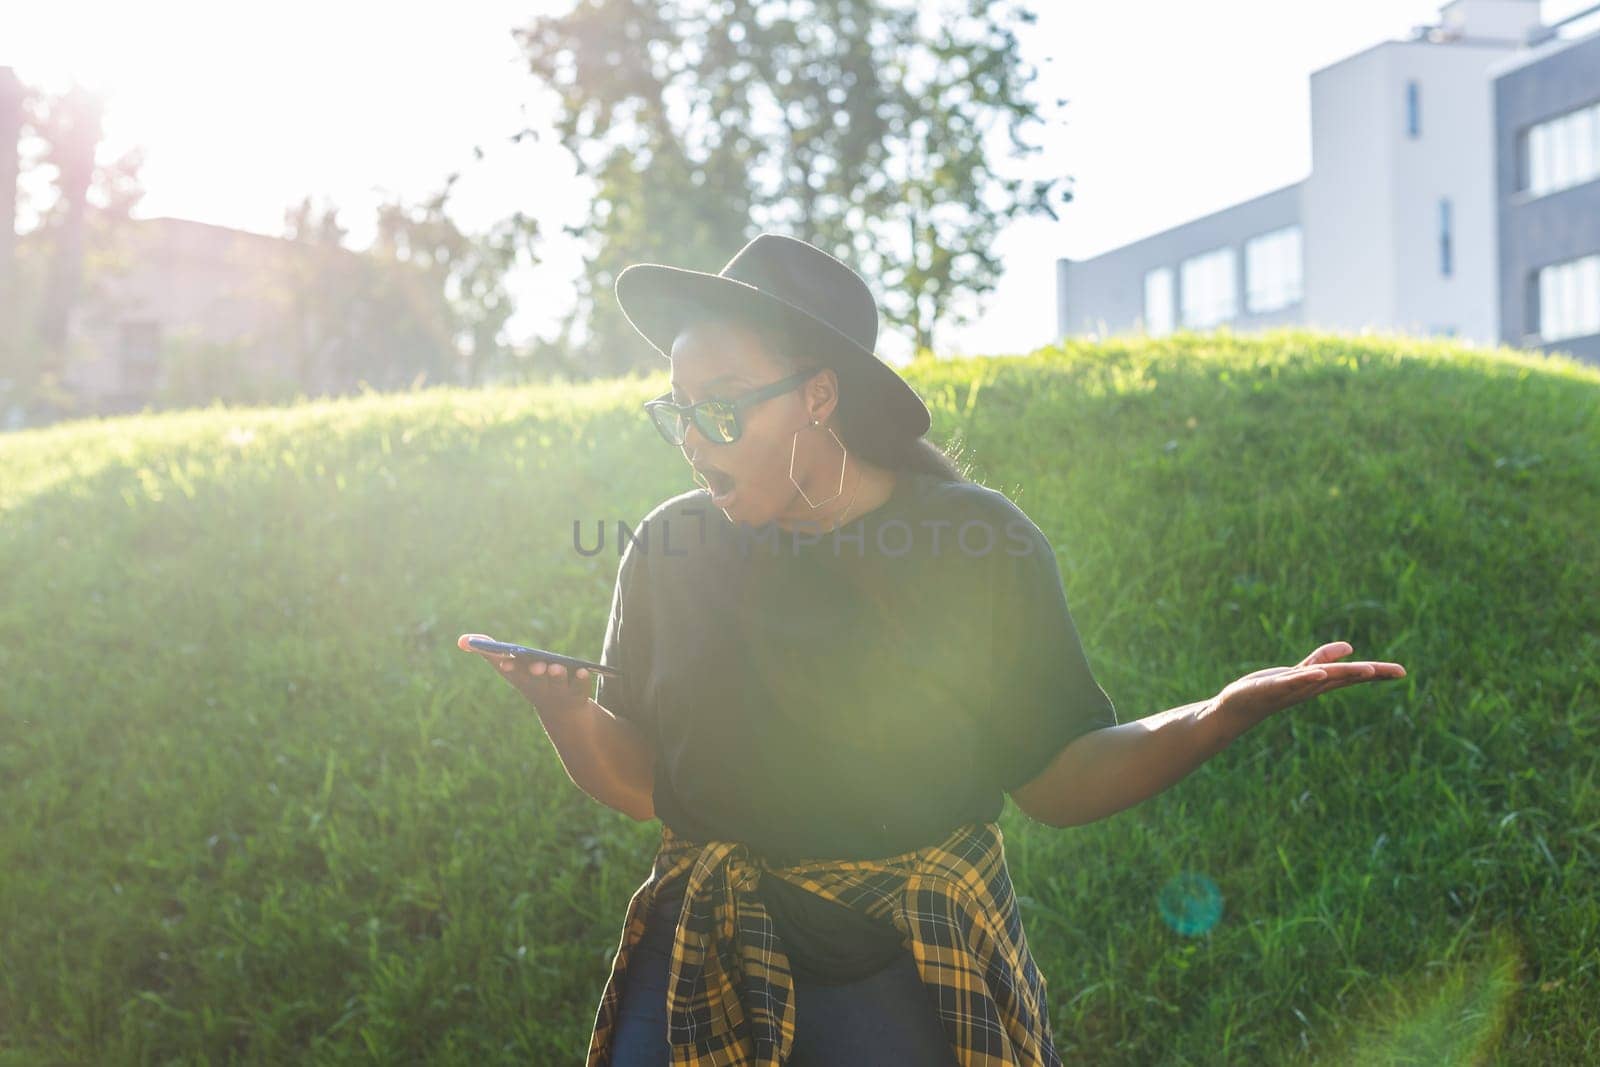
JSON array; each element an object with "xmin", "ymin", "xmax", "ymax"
[{"xmin": 643, "ymin": 370, "xmax": 815, "ymax": 446}]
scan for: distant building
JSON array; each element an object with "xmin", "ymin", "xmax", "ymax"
[
  {"xmin": 1491, "ymin": 22, "xmax": 1600, "ymax": 359},
  {"xmin": 1056, "ymin": 0, "xmax": 1600, "ymax": 367},
  {"xmin": 49, "ymin": 215, "xmax": 330, "ymax": 413},
  {"xmin": 10, "ymin": 212, "xmax": 458, "ymax": 420}
]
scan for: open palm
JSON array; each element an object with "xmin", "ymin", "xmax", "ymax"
[{"xmin": 1211, "ymin": 640, "xmax": 1407, "ymax": 738}]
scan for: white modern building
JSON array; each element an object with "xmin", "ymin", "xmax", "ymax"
[
  {"xmin": 1056, "ymin": 0, "xmax": 1600, "ymax": 366},
  {"xmin": 1491, "ymin": 14, "xmax": 1600, "ymax": 358}
]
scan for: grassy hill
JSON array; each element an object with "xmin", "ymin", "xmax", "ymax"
[{"xmin": 1, "ymin": 328, "xmax": 1596, "ymax": 1064}]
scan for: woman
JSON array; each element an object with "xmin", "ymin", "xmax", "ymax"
[{"xmin": 460, "ymin": 234, "xmax": 1406, "ymax": 1065}]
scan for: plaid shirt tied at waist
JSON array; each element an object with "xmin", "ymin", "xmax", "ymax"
[{"xmin": 586, "ymin": 819, "xmax": 1062, "ymax": 1066}]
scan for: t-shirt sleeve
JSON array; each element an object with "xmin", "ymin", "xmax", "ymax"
[
  {"xmin": 595, "ymin": 527, "xmax": 655, "ymax": 742},
  {"xmin": 985, "ymin": 503, "xmax": 1117, "ymax": 795}
]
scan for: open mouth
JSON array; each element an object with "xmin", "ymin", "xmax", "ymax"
[{"xmin": 696, "ymin": 465, "xmax": 737, "ymax": 500}]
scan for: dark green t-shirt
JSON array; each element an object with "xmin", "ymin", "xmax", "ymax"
[{"xmin": 595, "ymin": 469, "xmax": 1117, "ymax": 983}]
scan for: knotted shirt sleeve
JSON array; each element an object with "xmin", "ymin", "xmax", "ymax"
[{"xmin": 985, "ymin": 500, "xmax": 1117, "ymax": 795}]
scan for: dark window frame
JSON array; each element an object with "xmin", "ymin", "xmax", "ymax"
[
  {"xmin": 118, "ymin": 319, "xmax": 164, "ymax": 396},
  {"xmin": 1438, "ymin": 197, "xmax": 1453, "ymax": 278}
]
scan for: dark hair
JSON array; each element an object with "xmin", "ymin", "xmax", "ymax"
[{"xmin": 706, "ymin": 313, "xmax": 974, "ymax": 484}]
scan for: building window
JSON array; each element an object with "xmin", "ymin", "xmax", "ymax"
[
  {"xmin": 1180, "ymin": 247, "xmax": 1237, "ymax": 329},
  {"xmin": 1143, "ymin": 267, "xmax": 1175, "ymax": 337},
  {"xmin": 1438, "ymin": 198, "xmax": 1453, "ymax": 278},
  {"xmin": 119, "ymin": 320, "xmax": 163, "ymax": 392},
  {"xmin": 1524, "ymin": 100, "xmax": 1600, "ymax": 197},
  {"xmin": 1406, "ymin": 80, "xmax": 1421, "ymax": 139},
  {"xmin": 1535, "ymin": 254, "xmax": 1600, "ymax": 342},
  {"xmin": 1245, "ymin": 225, "xmax": 1303, "ymax": 313}
]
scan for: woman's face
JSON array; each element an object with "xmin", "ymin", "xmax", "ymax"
[{"xmin": 668, "ymin": 318, "xmax": 838, "ymax": 526}]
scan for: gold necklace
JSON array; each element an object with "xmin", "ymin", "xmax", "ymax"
[{"xmin": 829, "ymin": 462, "xmax": 865, "ymax": 532}]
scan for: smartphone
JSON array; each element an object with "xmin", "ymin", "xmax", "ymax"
[{"xmin": 464, "ymin": 637, "xmax": 622, "ymax": 678}]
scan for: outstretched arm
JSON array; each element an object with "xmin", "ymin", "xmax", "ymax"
[
  {"xmin": 1009, "ymin": 696, "xmax": 1220, "ymax": 828},
  {"xmin": 1008, "ymin": 641, "xmax": 1406, "ymax": 828},
  {"xmin": 460, "ymin": 635, "xmax": 657, "ymax": 822}
]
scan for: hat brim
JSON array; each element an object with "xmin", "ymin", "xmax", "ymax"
[{"xmin": 615, "ymin": 263, "xmax": 931, "ymax": 439}]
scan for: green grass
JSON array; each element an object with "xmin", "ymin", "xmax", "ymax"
[{"xmin": 1, "ymin": 327, "xmax": 1596, "ymax": 1064}]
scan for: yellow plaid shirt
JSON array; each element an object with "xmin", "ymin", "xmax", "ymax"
[{"xmin": 585, "ymin": 819, "xmax": 1061, "ymax": 1066}]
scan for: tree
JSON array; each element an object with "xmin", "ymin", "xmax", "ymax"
[
  {"xmin": 268, "ymin": 195, "xmax": 461, "ymax": 397},
  {"xmin": 274, "ymin": 196, "xmax": 371, "ymax": 394},
  {"xmin": 32, "ymin": 85, "xmax": 102, "ymax": 373},
  {"xmin": 1, "ymin": 67, "xmax": 25, "ymax": 410},
  {"xmin": 372, "ymin": 172, "xmax": 541, "ymax": 388},
  {"xmin": 2, "ymin": 74, "xmax": 147, "ymax": 420},
  {"xmin": 513, "ymin": 0, "xmax": 1067, "ymax": 366},
  {"xmin": 258, "ymin": 184, "xmax": 542, "ymax": 398},
  {"xmin": 890, "ymin": 3, "xmax": 1067, "ymax": 354}
]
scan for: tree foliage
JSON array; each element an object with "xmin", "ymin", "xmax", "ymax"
[
  {"xmin": 1, "ymin": 61, "xmax": 549, "ymax": 425},
  {"xmin": 514, "ymin": 0, "xmax": 1067, "ymax": 368},
  {"xmin": 1, "ymin": 75, "xmax": 148, "ymax": 419},
  {"xmin": 250, "ymin": 185, "xmax": 545, "ymax": 398},
  {"xmin": 372, "ymin": 174, "xmax": 542, "ymax": 388}
]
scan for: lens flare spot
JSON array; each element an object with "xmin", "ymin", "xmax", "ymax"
[
  {"xmin": 1325, "ymin": 925, "xmax": 1522, "ymax": 1066},
  {"xmin": 1157, "ymin": 871, "xmax": 1223, "ymax": 936}
]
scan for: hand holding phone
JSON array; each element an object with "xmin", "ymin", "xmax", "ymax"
[
  {"xmin": 459, "ymin": 636, "xmax": 621, "ymax": 677},
  {"xmin": 458, "ymin": 633, "xmax": 616, "ymax": 713}
]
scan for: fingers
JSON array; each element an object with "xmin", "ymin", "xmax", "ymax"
[
  {"xmin": 1313, "ymin": 662, "xmax": 1405, "ymax": 680},
  {"xmin": 1299, "ymin": 640, "xmax": 1352, "ymax": 667},
  {"xmin": 495, "ymin": 657, "xmax": 590, "ymax": 685},
  {"xmin": 462, "ymin": 635, "xmax": 591, "ymax": 687},
  {"xmin": 522, "ymin": 660, "xmax": 590, "ymax": 682},
  {"xmin": 460, "ymin": 633, "xmax": 496, "ymax": 653},
  {"xmin": 1297, "ymin": 643, "xmax": 1408, "ymax": 680},
  {"xmin": 1285, "ymin": 662, "xmax": 1407, "ymax": 697},
  {"xmin": 1274, "ymin": 664, "xmax": 1370, "ymax": 690},
  {"xmin": 529, "ymin": 661, "xmax": 591, "ymax": 683}
]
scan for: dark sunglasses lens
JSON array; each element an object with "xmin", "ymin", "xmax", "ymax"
[
  {"xmin": 696, "ymin": 402, "xmax": 739, "ymax": 443},
  {"xmin": 648, "ymin": 406, "xmax": 688, "ymax": 444}
]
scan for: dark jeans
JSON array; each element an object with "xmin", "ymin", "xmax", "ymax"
[{"xmin": 608, "ymin": 895, "xmax": 960, "ymax": 1066}]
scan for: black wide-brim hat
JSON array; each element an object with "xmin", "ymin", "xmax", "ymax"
[{"xmin": 614, "ymin": 233, "xmax": 932, "ymax": 439}]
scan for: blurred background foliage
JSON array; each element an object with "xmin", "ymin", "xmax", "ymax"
[{"xmin": 1, "ymin": 1, "xmax": 1067, "ymax": 428}]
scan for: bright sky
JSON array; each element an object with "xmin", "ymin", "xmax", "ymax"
[{"xmin": 4, "ymin": 1, "xmax": 1592, "ymax": 364}]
